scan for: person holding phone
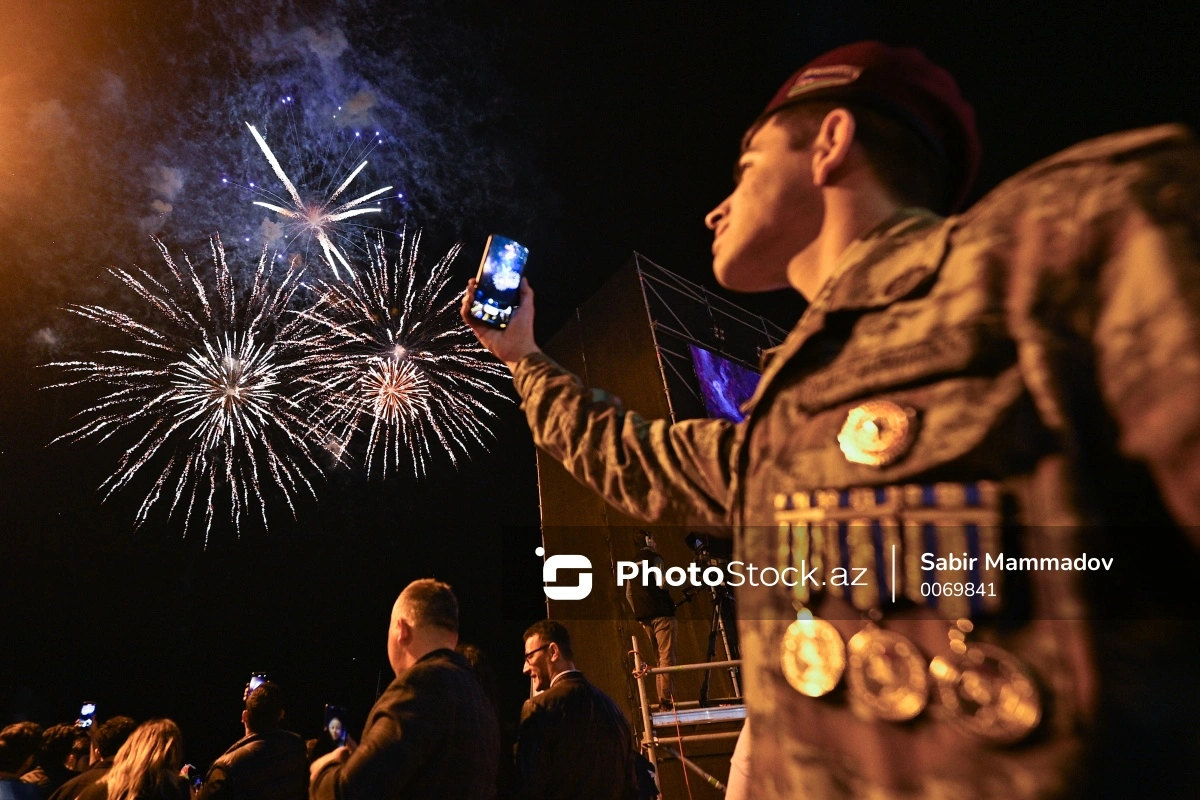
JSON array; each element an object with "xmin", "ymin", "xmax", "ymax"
[
  {"xmin": 197, "ymin": 682, "xmax": 307, "ymax": 800},
  {"xmin": 48, "ymin": 717, "xmax": 137, "ymax": 800},
  {"xmin": 465, "ymin": 41, "xmax": 1200, "ymax": 799},
  {"xmin": 20, "ymin": 725, "xmax": 90, "ymax": 798}
]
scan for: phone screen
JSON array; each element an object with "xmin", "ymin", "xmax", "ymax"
[
  {"xmin": 324, "ymin": 704, "xmax": 349, "ymax": 745},
  {"xmin": 248, "ymin": 673, "xmax": 266, "ymax": 692},
  {"xmin": 470, "ymin": 235, "xmax": 529, "ymax": 329},
  {"xmin": 78, "ymin": 702, "xmax": 96, "ymax": 728}
]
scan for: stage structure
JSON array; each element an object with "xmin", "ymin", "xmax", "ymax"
[{"xmin": 535, "ymin": 254, "xmax": 787, "ymax": 798}]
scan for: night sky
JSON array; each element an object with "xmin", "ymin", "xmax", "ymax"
[{"xmin": 3, "ymin": 0, "xmax": 1200, "ymax": 771}]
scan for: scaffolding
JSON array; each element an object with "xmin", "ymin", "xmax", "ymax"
[
  {"xmin": 632, "ymin": 253, "xmax": 788, "ymax": 424},
  {"xmin": 630, "ymin": 635, "xmax": 746, "ymax": 795}
]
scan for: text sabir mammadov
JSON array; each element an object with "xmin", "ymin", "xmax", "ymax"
[{"xmin": 618, "ymin": 551, "xmax": 1115, "ymax": 591}]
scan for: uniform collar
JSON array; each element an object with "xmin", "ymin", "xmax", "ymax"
[
  {"xmin": 742, "ymin": 208, "xmax": 951, "ymax": 418},
  {"xmin": 821, "ymin": 207, "xmax": 948, "ymax": 311}
]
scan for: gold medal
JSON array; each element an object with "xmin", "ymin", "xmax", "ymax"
[
  {"xmin": 929, "ymin": 621, "xmax": 1042, "ymax": 744},
  {"xmin": 846, "ymin": 625, "xmax": 929, "ymax": 721},
  {"xmin": 780, "ymin": 610, "xmax": 846, "ymax": 697}
]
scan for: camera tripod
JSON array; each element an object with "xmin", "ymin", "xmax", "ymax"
[{"xmin": 698, "ymin": 582, "xmax": 741, "ymax": 707}]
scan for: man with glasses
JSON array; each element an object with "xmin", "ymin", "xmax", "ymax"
[{"xmin": 515, "ymin": 621, "xmax": 637, "ymax": 800}]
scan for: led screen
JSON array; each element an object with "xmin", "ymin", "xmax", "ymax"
[{"xmin": 689, "ymin": 344, "xmax": 760, "ymax": 423}]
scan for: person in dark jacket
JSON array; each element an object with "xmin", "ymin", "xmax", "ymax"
[
  {"xmin": 308, "ymin": 579, "xmax": 500, "ymax": 800},
  {"xmin": 21, "ymin": 724, "xmax": 89, "ymax": 799},
  {"xmin": 48, "ymin": 717, "xmax": 137, "ymax": 800},
  {"xmin": 198, "ymin": 682, "xmax": 307, "ymax": 800},
  {"xmin": 515, "ymin": 621, "xmax": 637, "ymax": 800},
  {"xmin": 624, "ymin": 530, "xmax": 678, "ymax": 710},
  {"xmin": 0, "ymin": 722, "xmax": 43, "ymax": 800}
]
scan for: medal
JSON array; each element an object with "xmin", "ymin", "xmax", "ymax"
[
  {"xmin": 780, "ymin": 609, "xmax": 846, "ymax": 698},
  {"xmin": 837, "ymin": 400, "xmax": 918, "ymax": 467},
  {"xmin": 846, "ymin": 624, "xmax": 929, "ymax": 721},
  {"xmin": 928, "ymin": 620, "xmax": 1042, "ymax": 744},
  {"xmin": 777, "ymin": 507, "xmax": 846, "ymax": 698}
]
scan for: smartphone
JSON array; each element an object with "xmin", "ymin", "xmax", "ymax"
[
  {"xmin": 324, "ymin": 704, "xmax": 350, "ymax": 745},
  {"xmin": 77, "ymin": 702, "xmax": 96, "ymax": 728},
  {"xmin": 248, "ymin": 673, "xmax": 267, "ymax": 692},
  {"xmin": 470, "ymin": 235, "xmax": 529, "ymax": 329}
]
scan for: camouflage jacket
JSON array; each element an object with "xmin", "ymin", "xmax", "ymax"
[{"xmin": 513, "ymin": 125, "xmax": 1200, "ymax": 798}]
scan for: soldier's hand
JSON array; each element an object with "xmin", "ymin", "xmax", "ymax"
[{"xmin": 461, "ymin": 277, "xmax": 542, "ymax": 371}]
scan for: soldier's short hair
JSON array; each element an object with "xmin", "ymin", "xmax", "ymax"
[
  {"xmin": 400, "ymin": 579, "xmax": 459, "ymax": 634},
  {"xmin": 769, "ymin": 101, "xmax": 945, "ymax": 211},
  {"xmin": 524, "ymin": 619, "xmax": 575, "ymax": 661}
]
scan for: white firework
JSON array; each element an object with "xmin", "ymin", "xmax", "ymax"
[
  {"xmin": 290, "ymin": 229, "xmax": 511, "ymax": 479},
  {"xmin": 246, "ymin": 122, "xmax": 393, "ymax": 278},
  {"xmin": 45, "ymin": 236, "xmax": 323, "ymax": 540}
]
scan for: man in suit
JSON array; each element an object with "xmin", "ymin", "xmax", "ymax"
[
  {"xmin": 515, "ymin": 620, "xmax": 636, "ymax": 800},
  {"xmin": 309, "ymin": 579, "xmax": 499, "ymax": 800}
]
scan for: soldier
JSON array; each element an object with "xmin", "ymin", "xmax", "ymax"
[{"xmin": 464, "ymin": 41, "xmax": 1200, "ymax": 798}]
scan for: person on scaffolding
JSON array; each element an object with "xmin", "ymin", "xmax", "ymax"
[{"xmin": 625, "ymin": 529, "xmax": 679, "ymax": 712}]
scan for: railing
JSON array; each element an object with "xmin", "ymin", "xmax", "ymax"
[{"xmin": 630, "ymin": 636, "xmax": 745, "ymax": 795}]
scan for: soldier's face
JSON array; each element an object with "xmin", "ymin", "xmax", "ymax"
[{"xmin": 705, "ymin": 118, "xmax": 823, "ymax": 294}]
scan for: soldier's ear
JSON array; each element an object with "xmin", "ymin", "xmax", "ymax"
[{"xmin": 811, "ymin": 107, "xmax": 856, "ymax": 187}]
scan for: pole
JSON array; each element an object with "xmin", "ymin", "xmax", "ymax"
[{"xmin": 631, "ymin": 635, "xmax": 660, "ymax": 795}]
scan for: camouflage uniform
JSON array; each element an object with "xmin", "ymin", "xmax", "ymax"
[{"xmin": 513, "ymin": 125, "xmax": 1200, "ymax": 797}]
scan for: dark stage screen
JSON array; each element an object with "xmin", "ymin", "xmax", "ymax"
[{"xmin": 688, "ymin": 344, "xmax": 761, "ymax": 423}]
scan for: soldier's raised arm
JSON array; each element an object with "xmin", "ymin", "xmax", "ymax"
[{"xmin": 463, "ymin": 277, "xmax": 736, "ymax": 525}]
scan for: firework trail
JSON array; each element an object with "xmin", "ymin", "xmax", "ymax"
[
  {"xmin": 45, "ymin": 236, "xmax": 322, "ymax": 540},
  {"xmin": 246, "ymin": 122, "xmax": 393, "ymax": 278},
  {"xmin": 290, "ymin": 229, "xmax": 511, "ymax": 479}
]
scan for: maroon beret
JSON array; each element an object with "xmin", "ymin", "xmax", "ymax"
[{"xmin": 748, "ymin": 41, "xmax": 981, "ymax": 212}]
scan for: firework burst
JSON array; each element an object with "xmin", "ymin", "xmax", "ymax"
[
  {"xmin": 246, "ymin": 122, "xmax": 393, "ymax": 278},
  {"xmin": 290, "ymin": 229, "xmax": 511, "ymax": 479},
  {"xmin": 45, "ymin": 236, "xmax": 322, "ymax": 540}
]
